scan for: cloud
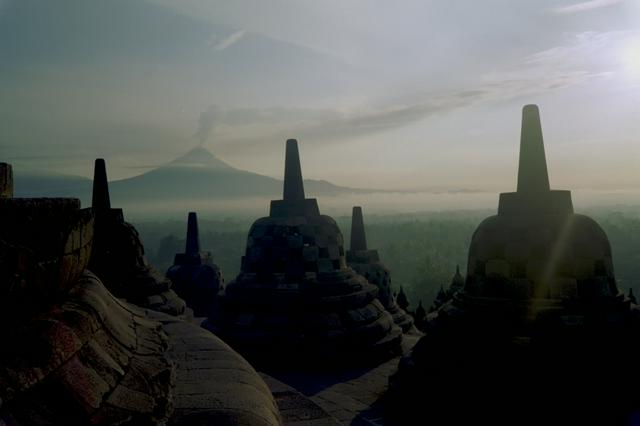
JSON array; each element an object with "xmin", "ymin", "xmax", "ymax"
[
  {"xmin": 522, "ymin": 30, "xmax": 637, "ymax": 73},
  {"xmin": 212, "ymin": 29, "xmax": 246, "ymax": 51},
  {"xmin": 191, "ymin": 29, "xmax": 634, "ymax": 152},
  {"xmin": 195, "ymin": 69, "xmax": 602, "ymax": 149},
  {"xmin": 192, "ymin": 30, "xmax": 623, "ymax": 150},
  {"xmin": 553, "ymin": 0, "xmax": 625, "ymax": 14}
]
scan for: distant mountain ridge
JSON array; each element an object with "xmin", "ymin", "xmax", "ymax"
[{"xmin": 13, "ymin": 147, "xmax": 370, "ymax": 205}]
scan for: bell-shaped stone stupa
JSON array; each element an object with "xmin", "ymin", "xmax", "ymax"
[
  {"xmin": 461, "ymin": 104, "xmax": 617, "ymax": 312},
  {"xmin": 388, "ymin": 105, "xmax": 640, "ymax": 425},
  {"xmin": 88, "ymin": 159, "xmax": 186, "ymax": 315},
  {"xmin": 346, "ymin": 206, "xmax": 414, "ymax": 332},
  {"xmin": 166, "ymin": 212, "xmax": 224, "ymax": 317},
  {"xmin": 206, "ymin": 139, "xmax": 402, "ymax": 363}
]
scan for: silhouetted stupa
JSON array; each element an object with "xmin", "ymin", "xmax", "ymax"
[
  {"xmin": 449, "ymin": 265, "xmax": 464, "ymax": 294},
  {"xmin": 0, "ymin": 163, "xmax": 281, "ymax": 425},
  {"xmin": 88, "ymin": 159, "xmax": 186, "ymax": 315},
  {"xmin": 396, "ymin": 286, "xmax": 409, "ymax": 311},
  {"xmin": 166, "ymin": 212, "xmax": 224, "ymax": 317},
  {"xmin": 462, "ymin": 104, "xmax": 617, "ymax": 309},
  {"xmin": 346, "ymin": 206, "xmax": 414, "ymax": 332},
  {"xmin": 206, "ymin": 139, "xmax": 402, "ymax": 363},
  {"xmin": 389, "ymin": 105, "xmax": 640, "ymax": 425},
  {"xmin": 429, "ymin": 266, "xmax": 465, "ymax": 312},
  {"xmin": 0, "ymin": 163, "xmax": 13, "ymax": 198}
]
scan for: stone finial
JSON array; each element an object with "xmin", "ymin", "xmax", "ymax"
[
  {"xmin": 517, "ymin": 105, "xmax": 550, "ymax": 193},
  {"xmin": 185, "ymin": 212, "xmax": 201, "ymax": 255},
  {"xmin": 397, "ymin": 286, "xmax": 409, "ymax": 310},
  {"xmin": 92, "ymin": 159, "xmax": 111, "ymax": 210},
  {"xmin": 350, "ymin": 206, "xmax": 368, "ymax": 251},
  {"xmin": 0, "ymin": 163, "xmax": 13, "ymax": 198},
  {"xmin": 283, "ymin": 139, "xmax": 305, "ymax": 201},
  {"xmin": 450, "ymin": 265, "xmax": 465, "ymax": 292}
]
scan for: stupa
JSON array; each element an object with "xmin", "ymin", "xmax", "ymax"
[
  {"xmin": 206, "ymin": 139, "xmax": 402, "ymax": 363},
  {"xmin": 166, "ymin": 212, "xmax": 224, "ymax": 317},
  {"xmin": 0, "ymin": 163, "xmax": 94, "ymax": 335},
  {"xmin": 88, "ymin": 159, "xmax": 186, "ymax": 315},
  {"xmin": 449, "ymin": 265, "xmax": 464, "ymax": 294},
  {"xmin": 0, "ymin": 163, "xmax": 281, "ymax": 425},
  {"xmin": 389, "ymin": 105, "xmax": 640, "ymax": 425},
  {"xmin": 346, "ymin": 206, "xmax": 414, "ymax": 332},
  {"xmin": 428, "ymin": 266, "xmax": 464, "ymax": 312},
  {"xmin": 461, "ymin": 104, "xmax": 618, "ymax": 310}
]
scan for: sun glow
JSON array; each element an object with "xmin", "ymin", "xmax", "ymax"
[{"xmin": 621, "ymin": 37, "xmax": 640, "ymax": 79}]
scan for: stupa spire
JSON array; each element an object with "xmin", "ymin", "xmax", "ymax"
[
  {"xmin": 185, "ymin": 212, "xmax": 201, "ymax": 255},
  {"xmin": 0, "ymin": 163, "xmax": 13, "ymax": 198},
  {"xmin": 92, "ymin": 158, "xmax": 111, "ymax": 210},
  {"xmin": 517, "ymin": 105, "xmax": 550, "ymax": 193},
  {"xmin": 350, "ymin": 206, "xmax": 368, "ymax": 251},
  {"xmin": 283, "ymin": 139, "xmax": 305, "ymax": 201}
]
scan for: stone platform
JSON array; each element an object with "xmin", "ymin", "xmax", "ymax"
[
  {"xmin": 264, "ymin": 334, "xmax": 420, "ymax": 425},
  {"xmin": 260, "ymin": 375, "xmax": 341, "ymax": 426}
]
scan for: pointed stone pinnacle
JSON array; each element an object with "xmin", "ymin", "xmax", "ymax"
[
  {"xmin": 0, "ymin": 163, "xmax": 13, "ymax": 198},
  {"xmin": 350, "ymin": 206, "xmax": 368, "ymax": 251},
  {"xmin": 185, "ymin": 212, "xmax": 201, "ymax": 255},
  {"xmin": 283, "ymin": 139, "xmax": 305, "ymax": 201},
  {"xmin": 517, "ymin": 105, "xmax": 550, "ymax": 193},
  {"xmin": 92, "ymin": 158, "xmax": 111, "ymax": 210}
]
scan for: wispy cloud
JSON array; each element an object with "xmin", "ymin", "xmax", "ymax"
[
  {"xmin": 553, "ymin": 0, "xmax": 625, "ymax": 14},
  {"xmin": 192, "ymin": 31, "xmax": 623, "ymax": 149},
  {"xmin": 522, "ymin": 30, "xmax": 636, "ymax": 73},
  {"xmin": 197, "ymin": 27, "xmax": 640, "ymax": 151},
  {"xmin": 195, "ymin": 70, "xmax": 602, "ymax": 149},
  {"xmin": 212, "ymin": 29, "xmax": 246, "ymax": 51}
]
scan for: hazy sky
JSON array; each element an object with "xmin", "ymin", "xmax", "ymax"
[{"xmin": 1, "ymin": 0, "xmax": 639, "ymax": 193}]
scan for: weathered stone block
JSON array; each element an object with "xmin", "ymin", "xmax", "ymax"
[
  {"xmin": 509, "ymin": 278, "xmax": 532, "ymax": 299},
  {"xmin": 574, "ymin": 259, "xmax": 595, "ymax": 279},
  {"xmin": 317, "ymin": 259, "xmax": 334, "ymax": 273},
  {"xmin": 526, "ymin": 259, "xmax": 548, "ymax": 281},
  {"xmin": 485, "ymin": 259, "xmax": 511, "ymax": 278},
  {"xmin": 328, "ymin": 244, "xmax": 340, "ymax": 260},
  {"xmin": 550, "ymin": 278, "xmax": 578, "ymax": 299},
  {"xmin": 505, "ymin": 242, "xmax": 529, "ymax": 262}
]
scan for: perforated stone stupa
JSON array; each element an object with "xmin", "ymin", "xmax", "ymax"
[
  {"xmin": 166, "ymin": 212, "xmax": 224, "ymax": 317},
  {"xmin": 88, "ymin": 159, "xmax": 186, "ymax": 315},
  {"xmin": 389, "ymin": 105, "xmax": 640, "ymax": 425},
  {"xmin": 206, "ymin": 139, "xmax": 402, "ymax": 363},
  {"xmin": 346, "ymin": 206, "xmax": 414, "ymax": 332},
  {"xmin": 461, "ymin": 104, "xmax": 618, "ymax": 314}
]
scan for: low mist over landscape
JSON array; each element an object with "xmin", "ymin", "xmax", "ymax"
[
  {"xmin": 12, "ymin": 141, "xmax": 640, "ymax": 218},
  {"xmin": 134, "ymin": 207, "xmax": 640, "ymax": 311}
]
